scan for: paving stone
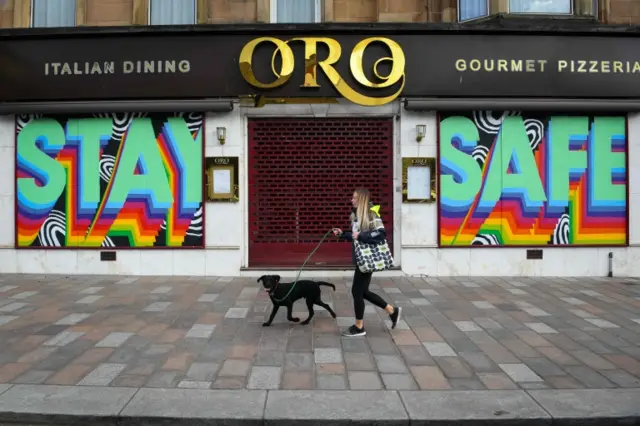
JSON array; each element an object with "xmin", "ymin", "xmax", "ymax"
[
  {"xmin": 77, "ymin": 363, "xmax": 126, "ymax": 386},
  {"xmin": 54, "ymin": 313, "xmax": 91, "ymax": 325},
  {"xmin": 12, "ymin": 369, "xmax": 53, "ymax": 384},
  {"xmin": 265, "ymin": 390, "xmax": 407, "ymax": 422},
  {"xmin": 570, "ymin": 349, "xmax": 617, "ymax": 370},
  {"xmin": 584, "ymin": 318, "xmax": 620, "ymax": 328},
  {"xmin": 423, "ymin": 341, "xmax": 457, "ymax": 357},
  {"xmin": 374, "ymin": 354, "xmax": 408, "ymax": 373},
  {"xmin": 454, "ymin": 321, "xmax": 482, "ymax": 332},
  {"xmin": 247, "ymin": 366, "xmax": 281, "ymax": 389},
  {"xmin": 254, "ymin": 350, "xmax": 285, "ymax": 366},
  {"xmin": 186, "ymin": 362, "xmax": 220, "ymax": 381},
  {"xmin": 528, "ymin": 388, "xmax": 640, "ymax": 420},
  {"xmin": 401, "ymin": 390, "xmax": 550, "ymax": 422},
  {"xmin": 0, "ymin": 316, "xmax": 17, "ymax": 326},
  {"xmin": 11, "ymin": 291, "xmax": 38, "ymax": 299},
  {"xmin": 347, "ymin": 371, "xmax": 383, "ymax": 390},
  {"xmin": 95, "ymin": 332, "xmax": 133, "ymax": 348},
  {"xmin": 314, "ymin": 347, "xmax": 343, "ymax": 364},
  {"xmin": 185, "ymin": 324, "xmax": 216, "ymax": 339},
  {"xmin": 219, "ymin": 359, "xmax": 250, "ymax": 377},
  {"xmin": 284, "ymin": 353, "xmax": 314, "ymax": 371},
  {"xmin": 564, "ymin": 366, "xmax": 616, "ymax": 388},
  {"xmin": 545, "ymin": 375, "xmax": 584, "ymax": 389},
  {"xmin": 381, "ymin": 373, "xmax": 418, "ymax": 390},
  {"xmin": 341, "ymin": 337, "xmax": 368, "ymax": 353},
  {"xmin": 76, "ymin": 295, "xmax": 103, "ymax": 304},
  {"xmin": 397, "ymin": 345, "xmax": 435, "ymax": 366},
  {"xmin": 198, "ymin": 294, "xmax": 219, "ymax": 302},
  {"xmin": 122, "ymin": 388, "xmax": 266, "ymax": 421},
  {"xmin": 367, "ymin": 336, "xmax": 398, "ymax": 354},
  {"xmin": 476, "ymin": 372, "xmax": 519, "ymax": 390},
  {"xmin": 316, "ymin": 374, "xmax": 347, "ymax": 390},
  {"xmin": 435, "ymin": 357, "xmax": 474, "ymax": 379},
  {"xmin": 43, "ymin": 331, "xmax": 85, "ymax": 347},
  {"xmin": 282, "ymin": 371, "xmax": 313, "ymax": 389},
  {"xmin": 0, "ymin": 384, "xmax": 137, "ymax": 416},
  {"xmin": 522, "ymin": 357, "xmax": 565, "ymax": 378},
  {"xmin": 0, "ymin": 273, "xmax": 637, "ymax": 401},
  {"xmin": 525, "ymin": 322, "xmax": 559, "ymax": 334},
  {"xmin": 144, "ymin": 302, "xmax": 171, "ymax": 312},
  {"xmin": 225, "ymin": 308, "xmax": 249, "ymax": 319},
  {"xmin": 499, "ymin": 363, "xmax": 544, "ymax": 382},
  {"xmin": 458, "ymin": 351, "xmax": 500, "ymax": 373},
  {"xmin": 0, "ymin": 303, "xmax": 27, "ymax": 312},
  {"xmin": 177, "ymin": 380, "xmax": 211, "ymax": 389},
  {"xmin": 449, "ymin": 378, "xmax": 486, "ymax": 390},
  {"xmin": 471, "ymin": 301, "xmax": 495, "ymax": 309},
  {"xmin": 600, "ymin": 369, "xmax": 640, "ymax": 388},
  {"xmin": 410, "ymin": 366, "xmax": 451, "ymax": 389}
]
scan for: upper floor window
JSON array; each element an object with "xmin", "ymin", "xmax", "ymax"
[
  {"xmin": 510, "ymin": 0, "xmax": 572, "ymax": 14},
  {"xmin": 150, "ymin": 0, "xmax": 196, "ymax": 25},
  {"xmin": 32, "ymin": 0, "xmax": 75, "ymax": 27},
  {"xmin": 271, "ymin": 0, "xmax": 321, "ymax": 23},
  {"xmin": 458, "ymin": 0, "xmax": 489, "ymax": 21}
]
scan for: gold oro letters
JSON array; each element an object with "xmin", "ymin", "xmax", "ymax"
[{"xmin": 239, "ymin": 36, "xmax": 406, "ymax": 107}]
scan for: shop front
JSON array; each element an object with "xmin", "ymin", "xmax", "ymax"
[{"xmin": 0, "ymin": 24, "xmax": 637, "ymax": 277}]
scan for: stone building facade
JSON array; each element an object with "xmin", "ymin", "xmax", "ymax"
[{"xmin": 1, "ymin": 0, "xmax": 638, "ymax": 27}]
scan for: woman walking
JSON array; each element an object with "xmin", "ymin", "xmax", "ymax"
[{"xmin": 332, "ymin": 188, "xmax": 401, "ymax": 337}]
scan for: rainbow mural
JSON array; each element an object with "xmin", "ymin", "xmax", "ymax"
[
  {"xmin": 16, "ymin": 113, "xmax": 204, "ymax": 248},
  {"xmin": 439, "ymin": 112, "xmax": 627, "ymax": 247}
]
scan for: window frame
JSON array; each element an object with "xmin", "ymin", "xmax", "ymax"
[
  {"xmin": 148, "ymin": 0, "xmax": 198, "ymax": 25},
  {"xmin": 30, "ymin": 0, "xmax": 77, "ymax": 27},
  {"xmin": 508, "ymin": 0, "xmax": 573, "ymax": 15},
  {"xmin": 457, "ymin": 0, "xmax": 490, "ymax": 23},
  {"xmin": 270, "ymin": 0, "xmax": 322, "ymax": 24}
]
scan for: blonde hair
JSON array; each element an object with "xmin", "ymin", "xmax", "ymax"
[{"xmin": 354, "ymin": 188, "xmax": 373, "ymax": 231}]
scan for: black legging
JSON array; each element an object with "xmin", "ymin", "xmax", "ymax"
[{"xmin": 352, "ymin": 268, "xmax": 388, "ymax": 320}]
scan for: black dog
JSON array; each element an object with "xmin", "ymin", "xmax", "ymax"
[{"xmin": 257, "ymin": 274, "xmax": 337, "ymax": 326}]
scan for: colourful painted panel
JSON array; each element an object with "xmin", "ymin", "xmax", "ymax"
[
  {"xmin": 16, "ymin": 113, "xmax": 204, "ymax": 248},
  {"xmin": 439, "ymin": 112, "xmax": 627, "ymax": 246}
]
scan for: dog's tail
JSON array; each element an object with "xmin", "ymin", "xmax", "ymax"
[{"xmin": 318, "ymin": 282, "xmax": 336, "ymax": 291}]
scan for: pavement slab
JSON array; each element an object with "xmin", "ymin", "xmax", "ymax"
[
  {"xmin": 0, "ymin": 384, "xmax": 136, "ymax": 424},
  {"xmin": 0, "ymin": 273, "xmax": 638, "ymax": 424},
  {"xmin": 528, "ymin": 388, "xmax": 640, "ymax": 423},
  {"xmin": 264, "ymin": 390, "xmax": 408, "ymax": 425},
  {"xmin": 121, "ymin": 388, "xmax": 266, "ymax": 424},
  {"xmin": 401, "ymin": 390, "xmax": 551, "ymax": 424}
]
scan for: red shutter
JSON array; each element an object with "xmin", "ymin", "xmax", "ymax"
[{"xmin": 248, "ymin": 118, "xmax": 394, "ymax": 267}]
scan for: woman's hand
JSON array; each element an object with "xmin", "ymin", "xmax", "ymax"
[
  {"xmin": 332, "ymin": 228, "xmax": 342, "ymax": 236},
  {"xmin": 353, "ymin": 231, "xmax": 360, "ymax": 240}
]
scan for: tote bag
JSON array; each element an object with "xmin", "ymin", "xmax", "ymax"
[{"xmin": 354, "ymin": 239, "xmax": 395, "ymax": 273}]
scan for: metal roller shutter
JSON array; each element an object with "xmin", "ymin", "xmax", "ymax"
[{"xmin": 248, "ymin": 117, "xmax": 394, "ymax": 267}]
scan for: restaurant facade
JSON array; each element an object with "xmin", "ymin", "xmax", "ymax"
[{"xmin": 0, "ymin": 23, "xmax": 638, "ymax": 277}]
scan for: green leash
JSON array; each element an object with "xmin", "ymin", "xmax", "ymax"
[{"xmin": 272, "ymin": 229, "xmax": 334, "ymax": 303}]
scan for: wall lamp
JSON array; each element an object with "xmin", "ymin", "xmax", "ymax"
[
  {"xmin": 416, "ymin": 124, "xmax": 426, "ymax": 142},
  {"xmin": 216, "ymin": 127, "xmax": 227, "ymax": 145}
]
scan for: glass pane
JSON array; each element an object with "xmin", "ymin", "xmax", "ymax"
[
  {"xmin": 458, "ymin": 0, "xmax": 488, "ymax": 21},
  {"xmin": 150, "ymin": 0, "xmax": 196, "ymax": 25},
  {"xmin": 276, "ymin": 0, "xmax": 316, "ymax": 23},
  {"xmin": 510, "ymin": 0, "xmax": 571, "ymax": 13},
  {"xmin": 33, "ymin": 0, "xmax": 75, "ymax": 27}
]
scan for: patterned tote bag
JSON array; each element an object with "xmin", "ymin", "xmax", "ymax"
[{"xmin": 354, "ymin": 239, "xmax": 395, "ymax": 273}]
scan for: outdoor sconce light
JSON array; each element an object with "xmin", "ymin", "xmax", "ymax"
[
  {"xmin": 216, "ymin": 127, "xmax": 227, "ymax": 145},
  {"xmin": 416, "ymin": 124, "xmax": 426, "ymax": 143}
]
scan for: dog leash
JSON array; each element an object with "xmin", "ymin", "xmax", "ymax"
[{"xmin": 271, "ymin": 229, "xmax": 334, "ymax": 303}]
